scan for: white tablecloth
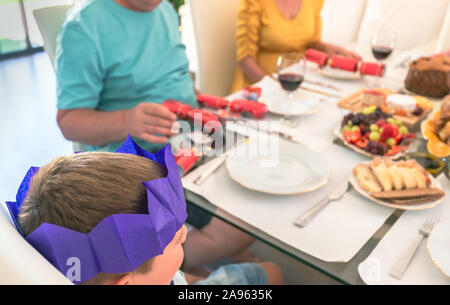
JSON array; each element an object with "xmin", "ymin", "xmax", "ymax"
[
  {"xmin": 183, "ymin": 137, "xmax": 395, "ymax": 262},
  {"xmin": 358, "ymin": 175, "xmax": 450, "ymax": 285},
  {"xmin": 183, "ymin": 56, "xmax": 445, "ymax": 266}
]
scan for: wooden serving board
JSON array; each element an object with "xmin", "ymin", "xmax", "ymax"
[{"xmin": 337, "ymin": 89, "xmax": 432, "ymax": 130}]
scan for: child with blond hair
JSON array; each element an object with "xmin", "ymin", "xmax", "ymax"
[{"xmin": 6, "ymin": 138, "xmax": 282, "ymax": 285}]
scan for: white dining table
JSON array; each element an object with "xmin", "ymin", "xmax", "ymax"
[{"xmin": 182, "ymin": 52, "xmax": 449, "ymax": 285}]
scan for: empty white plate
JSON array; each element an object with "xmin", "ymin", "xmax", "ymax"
[
  {"xmin": 427, "ymin": 219, "xmax": 450, "ymax": 278},
  {"xmin": 225, "ymin": 140, "xmax": 330, "ymax": 195}
]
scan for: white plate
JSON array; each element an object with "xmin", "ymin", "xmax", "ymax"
[
  {"xmin": 225, "ymin": 140, "xmax": 330, "ymax": 195},
  {"xmin": 317, "ymin": 66, "xmax": 362, "ymax": 80},
  {"xmin": 333, "ymin": 124, "xmax": 411, "ymax": 160},
  {"xmin": 260, "ymin": 90, "xmax": 320, "ymax": 117},
  {"xmin": 427, "ymin": 220, "xmax": 450, "ymax": 278},
  {"xmin": 349, "ymin": 162, "xmax": 444, "ymax": 211}
]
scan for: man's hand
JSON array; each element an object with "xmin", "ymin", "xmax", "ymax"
[{"xmin": 124, "ymin": 102, "xmax": 179, "ymax": 144}]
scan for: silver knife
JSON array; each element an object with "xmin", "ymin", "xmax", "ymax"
[
  {"xmin": 193, "ymin": 155, "xmax": 227, "ymax": 185},
  {"xmin": 294, "ymin": 179, "xmax": 350, "ymax": 228}
]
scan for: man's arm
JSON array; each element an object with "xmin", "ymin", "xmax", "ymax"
[{"xmin": 57, "ymin": 103, "xmax": 178, "ymax": 146}]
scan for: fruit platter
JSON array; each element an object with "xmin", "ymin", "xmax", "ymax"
[
  {"xmin": 335, "ymin": 105, "xmax": 417, "ymax": 159},
  {"xmin": 421, "ymin": 95, "xmax": 450, "ymax": 158}
]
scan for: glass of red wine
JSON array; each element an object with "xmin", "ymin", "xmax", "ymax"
[
  {"xmin": 277, "ymin": 53, "xmax": 306, "ymax": 100},
  {"xmin": 371, "ymin": 30, "xmax": 396, "ymax": 87}
]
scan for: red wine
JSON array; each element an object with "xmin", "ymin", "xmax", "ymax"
[
  {"xmin": 278, "ymin": 73, "xmax": 304, "ymax": 91},
  {"xmin": 372, "ymin": 46, "xmax": 393, "ymax": 60}
]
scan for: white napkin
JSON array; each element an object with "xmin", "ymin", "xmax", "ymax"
[{"xmin": 358, "ymin": 175, "xmax": 450, "ymax": 285}]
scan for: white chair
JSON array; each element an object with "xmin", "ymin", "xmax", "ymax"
[
  {"xmin": 188, "ymin": 0, "xmax": 240, "ymax": 97},
  {"xmin": 321, "ymin": 0, "xmax": 368, "ymax": 47},
  {"xmin": 33, "ymin": 5, "xmax": 72, "ymax": 68},
  {"xmin": 0, "ymin": 205, "xmax": 71, "ymax": 285},
  {"xmin": 436, "ymin": 3, "xmax": 450, "ymax": 53},
  {"xmin": 356, "ymin": 0, "xmax": 449, "ymax": 53},
  {"xmin": 34, "ymin": 5, "xmax": 86, "ymax": 152}
]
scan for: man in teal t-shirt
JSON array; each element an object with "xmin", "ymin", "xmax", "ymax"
[{"xmin": 56, "ymin": 0, "xmax": 197, "ymax": 152}]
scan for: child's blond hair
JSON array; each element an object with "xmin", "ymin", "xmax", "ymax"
[{"xmin": 19, "ymin": 152, "xmax": 166, "ymax": 284}]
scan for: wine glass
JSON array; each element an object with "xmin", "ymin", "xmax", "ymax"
[
  {"xmin": 277, "ymin": 53, "xmax": 306, "ymax": 100},
  {"xmin": 370, "ymin": 29, "xmax": 396, "ymax": 87},
  {"xmin": 276, "ymin": 53, "xmax": 306, "ymax": 127}
]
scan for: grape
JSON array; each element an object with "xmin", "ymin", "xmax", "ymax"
[
  {"xmin": 399, "ymin": 126, "xmax": 408, "ymax": 134},
  {"xmin": 412, "ymin": 107, "xmax": 424, "ymax": 116}
]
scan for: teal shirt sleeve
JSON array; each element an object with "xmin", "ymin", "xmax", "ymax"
[{"xmin": 55, "ymin": 20, "xmax": 104, "ymax": 110}]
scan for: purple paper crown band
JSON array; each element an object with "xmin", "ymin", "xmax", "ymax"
[{"xmin": 5, "ymin": 136, "xmax": 187, "ymax": 284}]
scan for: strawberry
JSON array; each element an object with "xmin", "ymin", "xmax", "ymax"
[
  {"xmin": 380, "ymin": 124, "xmax": 397, "ymax": 142},
  {"xmin": 355, "ymin": 138, "xmax": 369, "ymax": 149},
  {"xmin": 391, "ymin": 124, "xmax": 399, "ymax": 136},
  {"xmin": 386, "ymin": 145, "xmax": 402, "ymax": 156},
  {"xmin": 344, "ymin": 130, "xmax": 361, "ymax": 144},
  {"xmin": 394, "ymin": 133, "xmax": 403, "ymax": 144},
  {"xmin": 376, "ymin": 119, "xmax": 386, "ymax": 127},
  {"xmin": 405, "ymin": 133, "xmax": 416, "ymax": 140},
  {"xmin": 363, "ymin": 132, "xmax": 370, "ymax": 140}
]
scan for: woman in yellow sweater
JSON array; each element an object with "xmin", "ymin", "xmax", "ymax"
[{"xmin": 232, "ymin": 0, "xmax": 362, "ymax": 92}]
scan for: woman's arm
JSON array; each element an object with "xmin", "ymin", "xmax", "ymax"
[
  {"xmin": 235, "ymin": 0, "xmax": 264, "ymax": 85},
  {"xmin": 238, "ymin": 55, "xmax": 267, "ymax": 84},
  {"xmin": 310, "ymin": 41, "xmax": 362, "ymax": 61}
]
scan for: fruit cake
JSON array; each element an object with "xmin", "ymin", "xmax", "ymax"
[{"xmin": 404, "ymin": 55, "xmax": 450, "ymax": 98}]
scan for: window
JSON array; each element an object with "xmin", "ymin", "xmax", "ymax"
[
  {"xmin": 0, "ymin": 0, "xmax": 73, "ymax": 59},
  {"xmin": 0, "ymin": 0, "xmax": 30, "ymax": 56}
]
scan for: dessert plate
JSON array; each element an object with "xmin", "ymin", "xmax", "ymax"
[
  {"xmin": 260, "ymin": 90, "xmax": 320, "ymax": 117},
  {"xmin": 316, "ymin": 66, "xmax": 362, "ymax": 80},
  {"xmin": 225, "ymin": 140, "xmax": 330, "ymax": 195},
  {"xmin": 427, "ymin": 219, "xmax": 450, "ymax": 278},
  {"xmin": 349, "ymin": 161, "xmax": 444, "ymax": 211}
]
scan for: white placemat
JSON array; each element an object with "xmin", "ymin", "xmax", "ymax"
[
  {"xmin": 358, "ymin": 175, "xmax": 450, "ymax": 285},
  {"xmin": 183, "ymin": 134, "xmax": 395, "ymax": 262}
]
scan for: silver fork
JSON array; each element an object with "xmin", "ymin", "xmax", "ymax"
[
  {"xmin": 294, "ymin": 179, "xmax": 350, "ymax": 228},
  {"xmin": 389, "ymin": 215, "xmax": 440, "ymax": 280}
]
